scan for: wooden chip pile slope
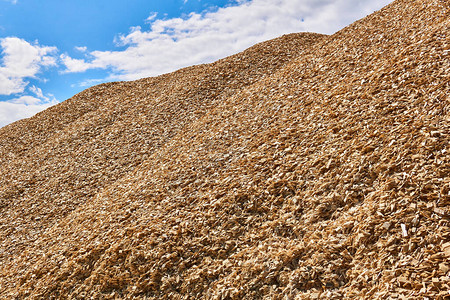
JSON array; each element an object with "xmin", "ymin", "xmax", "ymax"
[
  {"xmin": 0, "ymin": 0, "xmax": 449, "ymax": 298},
  {"xmin": 0, "ymin": 32, "xmax": 323, "ymax": 264}
]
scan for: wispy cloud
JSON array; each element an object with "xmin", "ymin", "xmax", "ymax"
[
  {"xmin": 146, "ymin": 12, "xmax": 158, "ymax": 23},
  {"xmin": 0, "ymin": 37, "xmax": 58, "ymax": 95},
  {"xmin": 61, "ymin": 0, "xmax": 392, "ymax": 81},
  {"xmin": 74, "ymin": 46, "xmax": 87, "ymax": 52},
  {"xmin": 73, "ymin": 78, "xmax": 107, "ymax": 88}
]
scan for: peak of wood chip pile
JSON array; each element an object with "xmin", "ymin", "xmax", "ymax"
[{"xmin": 0, "ymin": 0, "xmax": 449, "ymax": 298}]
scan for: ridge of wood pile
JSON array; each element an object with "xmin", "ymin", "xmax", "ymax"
[
  {"xmin": 0, "ymin": 0, "xmax": 449, "ymax": 298},
  {"xmin": 0, "ymin": 32, "xmax": 323, "ymax": 263}
]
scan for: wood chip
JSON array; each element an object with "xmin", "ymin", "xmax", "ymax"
[{"xmin": 0, "ymin": 0, "xmax": 449, "ymax": 298}]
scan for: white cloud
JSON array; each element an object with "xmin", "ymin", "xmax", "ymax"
[
  {"xmin": 0, "ymin": 95, "xmax": 58, "ymax": 127},
  {"xmin": 75, "ymin": 46, "xmax": 87, "ymax": 52},
  {"xmin": 61, "ymin": 0, "xmax": 392, "ymax": 81},
  {"xmin": 0, "ymin": 72, "xmax": 26, "ymax": 96},
  {"xmin": 0, "ymin": 37, "xmax": 58, "ymax": 95},
  {"xmin": 10, "ymin": 95, "xmax": 43, "ymax": 105},
  {"xmin": 146, "ymin": 12, "xmax": 158, "ymax": 23},
  {"xmin": 29, "ymin": 85, "xmax": 51, "ymax": 100},
  {"xmin": 59, "ymin": 53, "xmax": 92, "ymax": 73},
  {"xmin": 0, "ymin": 38, "xmax": 59, "ymax": 127}
]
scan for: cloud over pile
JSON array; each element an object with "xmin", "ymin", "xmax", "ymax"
[
  {"xmin": 62, "ymin": 0, "xmax": 391, "ymax": 80},
  {"xmin": 0, "ymin": 38, "xmax": 58, "ymax": 127},
  {"xmin": 0, "ymin": 97, "xmax": 57, "ymax": 127}
]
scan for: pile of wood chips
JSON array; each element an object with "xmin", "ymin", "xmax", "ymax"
[{"xmin": 0, "ymin": 0, "xmax": 448, "ymax": 298}]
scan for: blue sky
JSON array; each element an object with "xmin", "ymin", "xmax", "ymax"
[{"xmin": 0, "ymin": 0, "xmax": 392, "ymax": 127}]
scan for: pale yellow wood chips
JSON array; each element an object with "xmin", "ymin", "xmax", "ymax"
[{"xmin": 0, "ymin": 0, "xmax": 449, "ymax": 298}]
